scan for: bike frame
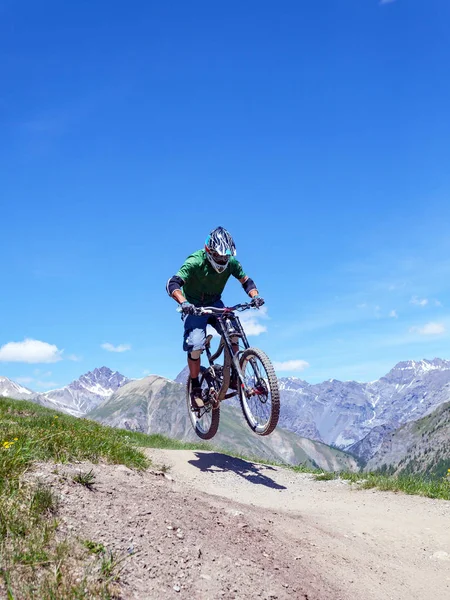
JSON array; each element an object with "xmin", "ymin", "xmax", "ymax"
[{"xmin": 194, "ymin": 304, "xmax": 254, "ymax": 402}]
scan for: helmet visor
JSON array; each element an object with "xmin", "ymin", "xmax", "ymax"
[{"xmin": 210, "ymin": 250, "xmax": 230, "ymax": 266}]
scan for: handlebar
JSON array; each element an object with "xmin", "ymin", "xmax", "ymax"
[
  {"xmin": 195, "ymin": 302, "xmax": 254, "ymax": 316},
  {"xmin": 177, "ymin": 301, "xmax": 256, "ymax": 317}
]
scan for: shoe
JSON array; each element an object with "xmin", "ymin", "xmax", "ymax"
[{"xmin": 190, "ymin": 387, "xmax": 204, "ymax": 409}]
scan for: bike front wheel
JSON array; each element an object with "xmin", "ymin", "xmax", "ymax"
[
  {"xmin": 185, "ymin": 367, "xmax": 220, "ymax": 440},
  {"xmin": 238, "ymin": 347, "xmax": 280, "ymax": 436}
]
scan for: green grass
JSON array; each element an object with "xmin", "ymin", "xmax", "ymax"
[
  {"xmin": 83, "ymin": 540, "xmax": 106, "ymax": 555},
  {"xmin": 309, "ymin": 469, "xmax": 450, "ymax": 500},
  {"xmin": 0, "ymin": 397, "xmax": 212, "ymax": 599},
  {"xmin": 73, "ymin": 468, "xmax": 96, "ymax": 489},
  {"xmin": 290, "ymin": 462, "xmax": 322, "ymax": 475},
  {"xmin": 314, "ymin": 471, "xmax": 336, "ymax": 481},
  {"xmin": 114, "ymin": 429, "xmax": 213, "ymax": 452}
]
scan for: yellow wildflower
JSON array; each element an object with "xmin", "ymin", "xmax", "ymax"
[
  {"xmin": 14, "ymin": 437, "xmax": 18, "ymax": 441},
  {"xmin": 54, "ymin": 416, "xmax": 58, "ymax": 419}
]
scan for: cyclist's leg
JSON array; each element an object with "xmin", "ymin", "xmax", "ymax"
[
  {"xmin": 183, "ymin": 314, "xmax": 209, "ymax": 407},
  {"xmin": 183, "ymin": 316, "xmax": 208, "ymax": 367}
]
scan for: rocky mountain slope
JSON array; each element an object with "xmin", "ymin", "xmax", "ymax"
[
  {"xmin": 88, "ymin": 375, "xmax": 358, "ymax": 472},
  {"xmin": 3, "ymin": 358, "xmax": 450, "ymax": 465},
  {"xmin": 0, "ymin": 368, "xmax": 129, "ymax": 417},
  {"xmin": 277, "ymin": 358, "xmax": 450, "ymax": 458},
  {"xmin": 41, "ymin": 367, "xmax": 129, "ymax": 416},
  {"xmin": 364, "ymin": 400, "xmax": 450, "ymax": 478},
  {"xmin": 345, "ymin": 424, "xmax": 395, "ymax": 465},
  {"xmin": 0, "ymin": 376, "xmax": 36, "ymax": 400}
]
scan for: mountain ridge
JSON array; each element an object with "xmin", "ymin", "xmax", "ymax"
[
  {"xmin": 88, "ymin": 374, "xmax": 358, "ymax": 471},
  {"xmin": 42, "ymin": 366, "xmax": 130, "ymax": 416},
  {"xmin": 364, "ymin": 400, "xmax": 450, "ymax": 477},
  {"xmin": 0, "ymin": 376, "xmax": 36, "ymax": 400},
  {"xmin": 277, "ymin": 357, "xmax": 450, "ymax": 457},
  {"xmin": 2, "ymin": 357, "xmax": 450, "ymax": 463}
]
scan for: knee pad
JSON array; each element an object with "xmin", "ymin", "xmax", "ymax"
[{"xmin": 188, "ymin": 350, "xmax": 202, "ymax": 360}]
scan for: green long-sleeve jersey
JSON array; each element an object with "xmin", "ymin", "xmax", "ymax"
[{"xmin": 176, "ymin": 249, "xmax": 246, "ymax": 306}]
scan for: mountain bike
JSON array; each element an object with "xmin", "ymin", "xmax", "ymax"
[{"xmin": 181, "ymin": 301, "xmax": 280, "ymax": 440}]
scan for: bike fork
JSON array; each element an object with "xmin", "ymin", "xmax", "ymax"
[{"xmin": 231, "ymin": 354, "xmax": 249, "ymax": 394}]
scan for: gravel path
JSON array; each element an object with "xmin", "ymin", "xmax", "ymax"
[
  {"xmin": 28, "ymin": 450, "xmax": 450, "ymax": 599},
  {"xmin": 146, "ymin": 448, "xmax": 450, "ymax": 600}
]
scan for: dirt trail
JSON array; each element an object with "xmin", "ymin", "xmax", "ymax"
[
  {"xmin": 30, "ymin": 450, "xmax": 449, "ymax": 600},
  {"xmin": 146, "ymin": 449, "xmax": 450, "ymax": 600}
]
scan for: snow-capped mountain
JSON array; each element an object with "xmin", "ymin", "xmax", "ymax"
[
  {"xmin": 0, "ymin": 376, "xmax": 36, "ymax": 400},
  {"xmin": 2, "ymin": 359, "xmax": 450, "ymax": 462},
  {"xmin": 277, "ymin": 358, "xmax": 450, "ymax": 460},
  {"xmin": 42, "ymin": 367, "xmax": 130, "ymax": 416}
]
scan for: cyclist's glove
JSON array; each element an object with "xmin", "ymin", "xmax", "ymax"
[
  {"xmin": 252, "ymin": 295, "xmax": 265, "ymax": 308},
  {"xmin": 180, "ymin": 301, "xmax": 196, "ymax": 316}
]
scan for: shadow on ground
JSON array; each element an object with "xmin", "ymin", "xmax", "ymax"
[{"xmin": 188, "ymin": 451, "xmax": 287, "ymax": 490}]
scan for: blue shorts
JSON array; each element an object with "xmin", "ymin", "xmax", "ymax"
[{"xmin": 183, "ymin": 300, "xmax": 224, "ymax": 353}]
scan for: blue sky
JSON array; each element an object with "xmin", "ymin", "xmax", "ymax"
[{"xmin": 1, "ymin": 0, "xmax": 450, "ymax": 390}]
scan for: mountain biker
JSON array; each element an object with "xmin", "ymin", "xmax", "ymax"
[{"xmin": 166, "ymin": 226, "xmax": 264, "ymax": 409}]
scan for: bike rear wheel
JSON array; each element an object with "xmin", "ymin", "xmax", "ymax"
[
  {"xmin": 238, "ymin": 347, "xmax": 280, "ymax": 436},
  {"xmin": 185, "ymin": 367, "xmax": 220, "ymax": 440}
]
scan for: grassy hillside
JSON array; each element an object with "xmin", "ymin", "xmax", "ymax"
[
  {"xmin": 0, "ymin": 396, "xmax": 210, "ymax": 599},
  {"xmin": 365, "ymin": 401, "xmax": 450, "ymax": 478}
]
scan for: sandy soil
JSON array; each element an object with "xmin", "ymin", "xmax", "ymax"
[{"xmin": 28, "ymin": 450, "xmax": 449, "ymax": 600}]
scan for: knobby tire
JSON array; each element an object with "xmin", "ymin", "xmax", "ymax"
[
  {"xmin": 239, "ymin": 347, "xmax": 280, "ymax": 436},
  {"xmin": 185, "ymin": 367, "xmax": 220, "ymax": 440}
]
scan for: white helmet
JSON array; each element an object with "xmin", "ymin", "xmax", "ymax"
[{"xmin": 204, "ymin": 226, "xmax": 236, "ymax": 273}]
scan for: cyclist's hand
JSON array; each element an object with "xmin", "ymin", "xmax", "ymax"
[
  {"xmin": 251, "ymin": 295, "xmax": 265, "ymax": 308},
  {"xmin": 180, "ymin": 301, "xmax": 196, "ymax": 316}
]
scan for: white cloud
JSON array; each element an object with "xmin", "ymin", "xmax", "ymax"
[
  {"xmin": 68, "ymin": 354, "xmax": 82, "ymax": 362},
  {"xmin": 410, "ymin": 322, "xmax": 445, "ymax": 336},
  {"xmin": 435, "ymin": 300, "xmax": 443, "ymax": 307},
  {"xmin": 410, "ymin": 296, "xmax": 428, "ymax": 307},
  {"xmin": 0, "ymin": 339, "xmax": 63, "ymax": 363},
  {"xmin": 273, "ymin": 359, "xmax": 310, "ymax": 372},
  {"xmin": 239, "ymin": 307, "xmax": 268, "ymax": 336},
  {"xmin": 101, "ymin": 342, "xmax": 131, "ymax": 353},
  {"xmin": 241, "ymin": 321, "xmax": 267, "ymax": 336},
  {"xmin": 389, "ymin": 310, "xmax": 398, "ymax": 318}
]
